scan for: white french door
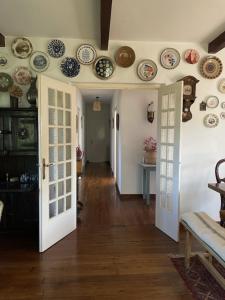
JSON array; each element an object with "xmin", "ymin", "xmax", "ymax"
[
  {"xmin": 38, "ymin": 75, "xmax": 77, "ymax": 252},
  {"xmin": 156, "ymin": 81, "xmax": 183, "ymax": 242}
]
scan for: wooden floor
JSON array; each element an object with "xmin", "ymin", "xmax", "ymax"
[{"xmin": 0, "ymin": 163, "xmax": 193, "ymax": 300}]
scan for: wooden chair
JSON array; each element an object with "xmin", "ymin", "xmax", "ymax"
[
  {"xmin": 0, "ymin": 201, "xmax": 3, "ymax": 221},
  {"xmin": 215, "ymin": 158, "xmax": 225, "ymax": 226}
]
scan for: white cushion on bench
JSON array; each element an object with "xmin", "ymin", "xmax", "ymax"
[{"xmin": 181, "ymin": 212, "xmax": 225, "ymax": 262}]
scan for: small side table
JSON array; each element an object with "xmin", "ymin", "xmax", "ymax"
[{"xmin": 139, "ymin": 163, "xmax": 156, "ymax": 206}]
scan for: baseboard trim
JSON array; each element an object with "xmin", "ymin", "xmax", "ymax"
[{"xmin": 120, "ymin": 194, "xmax": 143, "ymax": 200}]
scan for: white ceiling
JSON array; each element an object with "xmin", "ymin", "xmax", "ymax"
[
  {"xmin": 80, "ymin": 89, "xmax": 115, "ymax": 103},
  {"xmin": 0, "ymin": 0, "xmax": 225, "ymax": 43}
]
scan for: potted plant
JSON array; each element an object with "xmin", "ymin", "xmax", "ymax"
[{"xmin": 143, "ymin": 137, "xmax": 157, "ymax": 164}]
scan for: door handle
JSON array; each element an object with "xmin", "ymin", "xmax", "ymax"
[{"xmin": 42, "ymin": 158, "xmax": 54, "ymax": 180}]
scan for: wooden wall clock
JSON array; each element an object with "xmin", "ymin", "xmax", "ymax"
[{"xmin": 177, "ymin": 75, "xmax": 199, "ymax": 122}]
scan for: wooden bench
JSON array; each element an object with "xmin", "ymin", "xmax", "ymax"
[{"xmin": 181, "ymin": 212, "xmax": 225, "ymax": 289}]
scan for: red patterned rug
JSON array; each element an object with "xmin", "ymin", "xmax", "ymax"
[{"xmin": 170, "ymin": 255, "xmax": 225, "ymax": 300}]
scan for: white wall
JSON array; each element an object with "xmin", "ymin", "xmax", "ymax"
[{"xmin": 0, "ymin": 36, "xmax": 224, "ymax": 219}]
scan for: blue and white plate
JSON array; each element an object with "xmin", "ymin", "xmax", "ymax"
[
  {"xmin": 60, "ymin": 57, "xmax": 80, "ymax": 77},
  {"xmin": 48, "ymin": 39, "xmax": 65, "ymax": 58},
  {"xmin": 30, "ymin": 51, "xmax": 50, "ymax": 72},
  {"xmin": 93, "ymin": 56, "xmax": 114, "ymax": 80}
]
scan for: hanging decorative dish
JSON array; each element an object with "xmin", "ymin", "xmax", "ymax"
[
  {"xmin": 184, "ymin": 49, "xmax": 200, "ymax": 64},
  {"xmin": 60, "ymin": 57, "xmax": 80, "ymax": 77},
  {"xmin": 115, "ymin": 46, "xmax": 135, "ymax": 67},
  {"xmin": 218, "ymin": 78, "xmax": 225, "ymax": 93},
  {"xmin": 220, "ymin": 112, "xmax": 225, "ymax": 120},
  {"xmin": 76, "ymin": 44, "xmax": 97, "ymax": 65},
  {"xmin": 137, "ymin": 59, "xmax": 157, "ymax": 81},
  {"xmin": 93, "ymin": 56, "xmax": 114, "ymax": 80},
  {"xmin": 0, "ymin": 53, "xmax": 9, "ymax": 69},
  {"xmin": 48, "ymin": 39, "xmax": 65, "ymax": 58},
  {"xmin": 29, "ymin": 51, "xmax": 50, "ymax": 72},
  {"xmin": 203, "ymin": 113, "xmax": 219, "ymax": 128},
  {"xmin": 221, "ymin": 101, "xmax": 225, "ymax": 109},
  {"xmin": 200, "ymin": 56, "xmax": 222, "ymax": 79},
  {"xmin": 11, "ymin": 37, "xmax": 33, "ymax": 59},
  {"xmin": 160, "ymin": 48, "xmax": 180, "ymax": 69},
  {"xmin": 13, "ymin": 66, "xmax": 32, "ymax": 85},
  {"xmin": 0, "ymin": 72, "xmax": 13, "ymax": 92},
  {"xmin": 206, "ymin": 96, "xmax": 219, "ymax": 108}
]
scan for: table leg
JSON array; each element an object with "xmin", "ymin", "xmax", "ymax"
[
  {"xmin": 143, "ymin": 168, "xmax": 146, "ymax": 200},
  {"xmin": 146, "ymin": 170, "xmax": 150, "ymax": 206}
]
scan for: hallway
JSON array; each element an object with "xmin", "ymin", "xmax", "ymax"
[{"xmin": 0, "ymin": 163, "xmax": 192, "ymax": 300}]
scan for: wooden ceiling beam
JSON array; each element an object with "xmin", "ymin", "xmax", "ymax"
[
  {"xmin": 0, "ymin": 33, "xmax": 5, "ymax": 47},
  {"xmin": 100, "ymin": 0, "xmax": 112, "ymax": 50},
  {"xmin": 208, "ymin": 31, "xmax": 225, "ymax": 54}
]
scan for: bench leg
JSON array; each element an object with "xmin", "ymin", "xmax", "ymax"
[{"xmin": 185, "ymin": 230, "xmax": 191, "ymax": 269}]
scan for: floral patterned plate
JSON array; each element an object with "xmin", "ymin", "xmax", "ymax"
[
  {"xmin": 0, "ymin": 72, "xmax": 13, "ymax": 91},
  {"xmin": 184, "ymin": 49, "xmax": 200, "ymax": 64},
  {"xmin": 93, "ymin": 56, "xmax": 114, "ymax": 80},
  {"xmin": 137, "ymin": 59, "xmax": 157, "ymax": 81},
  {"xmin": 218, "ymin": 78, "xmax": 225, "ymax": 93},
  {"xmin": 160, "ymin": 48, "xmax": 180, "ymax": 69},
  {"xmin": 200, "ymin": 56, "xmax": 222, "ymax": 79},
  {"xmin": 60, "ymin": 57, "xmax": 80, "ymax": 77},
  {"xmin": 76, "ymin": 44, "xmax": 97, "ymax": 65},
  {"xmin": 206, "ymin": 96, "xmax": 219, "ymax": 108},
  {"xmin": 11, "ymin": 37, "xmax": 33, "ymax": 59},
  {"xmin": 203, "ymin": 113, "xmax": 219, "ymax": 128},
  {"xmin": 30, "ymin": 51, "xmax": 50, "ymax": 72},
  {"xmin": 48, "ymin": 39, "xmax": 65, "ymax": 58},
  {"xmin": 13, "ymin": 66, "xmax": 32, "ymax": 85}
]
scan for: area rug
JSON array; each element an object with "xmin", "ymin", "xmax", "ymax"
[{"xmin": 170, "ymin": 255, "xmax": 225, "ymax": 300}]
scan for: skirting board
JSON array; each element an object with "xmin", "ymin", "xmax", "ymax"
[{"xmin": 115, "ymin": 183, "xmax": 156, "ymax": 201}]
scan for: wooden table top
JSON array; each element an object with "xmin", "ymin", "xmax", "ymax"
[{"xmin": 208, "ymin": 182, "xmax": 225, "ymax": 196}]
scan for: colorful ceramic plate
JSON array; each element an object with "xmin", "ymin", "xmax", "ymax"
[
  {"xmin": 200, "ymin": 56, "xmax": 222, "ymax": 79},
  {"xmin": 203, "ymin": 113, "xmax": 219, "ymax": 128},
  {"xmin": 13, "ymin": 66, "xmax": 32, "ymax": 85},
  {"xmin": 76, "ymin": 44, "xmax": 97, "ymax": 65},
  {"xmin": 60, "ymin": 57, "xmax": 80, "ymax": 77},
  {"xmin": 160, "ymin": 48, "xmax": 180, "ymax": 69},
  {"xmin": 0, "ymin": 53, "xmax": 9, "ymax": 69},
  {"xmin": 218, "ymin": 78, "xmax": 225, "ymax": 93},
  {"xmin": 29, "ymin": 51, "xmax": 50, "ymax": 72},
  {"xmin": 206, "ymin": 96, "xmax": 219, "ymax": 108},
  {"xmin": 184, "ymin": 49, "xmax": 200, "ymax": 64},
  {"xmin": 221, "ymin": 101, "xmax": 225, "ymax": 109},
  {"xmin": 11, "ymin": 37, "xmax": 33, "ymax": 59},
  {"xmin": 115, "ymin": 46, "xmax": 135, "ymax": 67},
  {"xmin": 48, "ymin": 39, "xmax": 65, "ymax": 58},
  {"xmin": 93, "ymin": 56, "xmax": 114, "ymax": 80},
  {"xmin": 220, "ymin": 112, "xmax": 225, "ymax": 120},
  {"xmin": 137, "ymin": 59, "xmax": 157, "ymax": 81},
  {"xmin": 0, "ymin": 72, "xmax": 13, "ymax": 91}
]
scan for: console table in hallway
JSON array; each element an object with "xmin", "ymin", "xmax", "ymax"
[{"xmin": 139, "ymin": 163, "xmax": 156, "ymax": 206}]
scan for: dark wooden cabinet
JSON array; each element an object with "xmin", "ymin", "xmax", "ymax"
[{"xmin": 0, "ymin": 108, "xmax": 38, "ymax": 155}]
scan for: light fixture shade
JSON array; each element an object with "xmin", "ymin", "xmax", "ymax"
[{"xmin": 93, "ymin": 97, "xmax": 101, "ymax": 111}]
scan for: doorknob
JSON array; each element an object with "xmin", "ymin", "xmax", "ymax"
[{"xmin": 42, "ymin": 158, "xmax": 53, "ymax": 180}]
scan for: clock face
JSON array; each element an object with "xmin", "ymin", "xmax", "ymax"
[{"xmin": 183, "ymin": 84, "xmax": 192, "ymax": 96}]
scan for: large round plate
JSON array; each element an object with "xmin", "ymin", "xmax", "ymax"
[
  {"xmin": 220, "ymin": 112, "xmax": 225, "ymax": 120},
  {"xmin": 93, "ymin": 56, "xmax": 114, "ymax": 80},
  {"xmin": 11, "ymin": 37, "xmax": 33, "ymax": 59},
  {"xmin": 76, "ymin": 44, "xmax": 96, "ymax": 65},
  {"xmin": 115, "ymin": 46, "xmax": 135, "ymax": 67},
  {"xmin": 206, "ymin": 96, "xmax": 219, "ymax": 108},
  {"xmin": 48, "ymin": 39, "xmax": 65, "ymax": 58},
  {"xmin": 60, "ymin": 57, "xmax": 80, "ymax": 77},
  {"xmin": 160, "ymin": 48, "xmax": 180, "ymax": 69},
  {"xmin": 184, "ymin": 49, "xmax": 200, "ymax": 64},
  {"xmin": 137, "ymin": 59, "xmax": 157, "ymax": 81},
  {"xmin": 30, "ymin": 51, "xmax": 50, "ymax": 72},
  {"xmin": 0, "ymin": 53, "xmax": 9, "ymax": 69},
  {"xmin": 203, "ymin": 114, "xmax": 219, "ymax": 128},
  {"xmin": 0, "ymin": 72, "xmax": 13, "ymax": 91},
  {"xmin": 218, "ymin": 78, "xmax": 225, "ymax": 93},
  {"xmin": 200, "ymin": 56, "xmax": 222, "ymax": 79},
  {"xmin": 13, "ymin": 66, "xmax": 32, "ymax": 85}
]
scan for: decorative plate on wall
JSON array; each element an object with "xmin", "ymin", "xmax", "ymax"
[
  {"xmin": 137, "ymin": 59, "xmax": 157, "ymax": 81},
  {"xmin": 11, "ymin": 37, "xmax": 33, "ymax": 59},
  {"xmin": 60, "ymin": 57, "xmax": 80, "ymax": 77},
  {"xmin": 48, "ymin": 39, "xmax": 65, "ymax": 58},
  {"xmin": 200, "ymin": 56, "xmax": 222, "ymax": 79},
  {"xmin": 13, "ymin": 66, "xmax": 32, "ymax": 85},
  {"xmin": 221, "ymin": 101, "xmax": 225, "ymax": 109},
  {"xmin": 203, "ymin": 113, "xmax": 219, "ymax": 128},
  {"xmin": 184, "ymin": 49, "xmax": 200, "ymax": 64},
  {"xmin": 220, "ymin": 112, "xmax": 225, "ymax": 120},
  {"xmin": 93, "ymin": 56, "xmax": 114, "ymax": 80},
  {"xmin": 30, "ymin": 51, "xmax": 50, "ymax": 72},
  {"xmin": 218, "ymin": 78, "xmax": 225, "ymax": 93},
  {"xmin": 160, "ymin": 48, "xmax": 180, "ymax": 69},
  {"xmin": 76, "ymin": 44, "xmax": 97, "ymax": 65},
  {"xmin": 115, "ymin": 46, "xmax": 135, "ymax": 67},
  {"xmin": 206, "ymin": 96, "xmax": 219, "ymax": 108},
  {"xmin": 0, "ymin": 72, "xmax": 13, "ymax": 91},
  {"xmin": 0, "ymin": 53, "xmax": 9, "ymax": 69}
]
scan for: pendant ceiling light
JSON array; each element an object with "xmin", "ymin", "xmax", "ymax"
[{"xmin": 93, "ymin": 96, "xmax": 101, "ymax": 111}]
